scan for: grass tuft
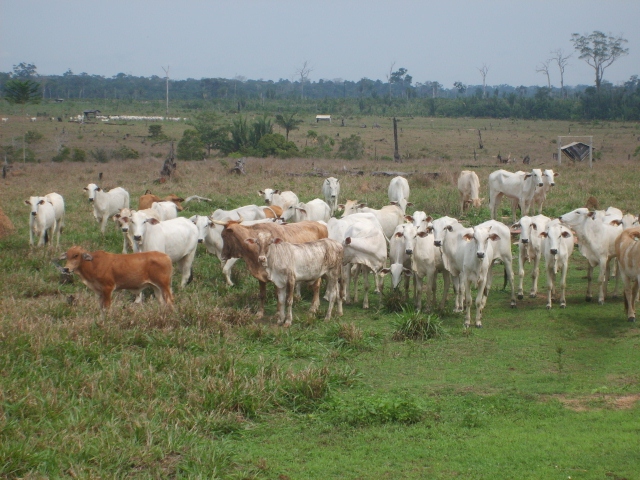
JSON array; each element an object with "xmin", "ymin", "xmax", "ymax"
[{"xmin": 392, "ymin": 307, "xmax": 446, "ymax": 340}]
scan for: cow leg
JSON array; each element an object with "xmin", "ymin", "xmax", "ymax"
[
  {"xmin": 452, "ymin": 276, "xmax": 463, "ymax": 313},
  {"xmin": 597, "ymin": 261, "xmax": 608, "ymax": 305},
  {"xmin": 414, "ymin": 273, "xmax": 423, "ymax": 311},
  {"xmin": 585, "ymin": 264, "xmax": 594, "ymax": 302},
  {"xmin": 352, "ymin": 264, "xmax": 361, "ymax": 302},
  {"xmin": 222, "ymin": 258, "xmax": 238, "ymax": 287},
  {"xmin": 611, "ymin": 258, "xmax": 620, "ymax": 298},
  {"xmin": 559, "ymin": 261, "xmax": 568, "ymax": 308},
  {"xmin": 517, "ymin": 248, "xmax": 526, "ymax": 300},
  {"xmin": 546, "ymin": 266, "xmax": 555, "ymax": 309},
  {"xmin": 626, "ymin": 278, "xmax": 639, "ymax": 322},
  {"xmin": 100, "ymin": 215, "xmax": 109, "ymax": 234},
  {"xmin": 284, "ymin": 276, "xmax": 295, "ymax": 327},
  {"xmin": 361, "ymin": 267, "xmax": 370, "ymax": 310},
  {"xmin": 475, "ymin": 278, "xmax": 489, "ymax": 328},
  {"xmin": 134, "ymin": 291, "xmax": 145, "ymax": 304},
  {"xmin": 324, "ymin": 275, "xmax": 340, "ymax": 320},
  {"xmin": 464, "ymin": 277, "xmax": 472, "ymax": 328},
  {"xmin": 440, "ymin": 270, "xmax": 451, "ymax": 310},
  {"xmin": 122, "ymin": 233, "xmax": 128, "ymax": 254},
  {"xmin": 530, "ymin": 253, "xmax": 541, "ymax": 298},
  {"xmin": 275, "ymin": 285, "xmax": 287, "ymax": 325},
  {"xmin": 256, "ymin": 281, "xmax": 266, "ymax": 319},
  {"xmin": 100, "ymin": 286, "xmax": 114, "ymax": 310},
  {"xmin": 342, "ymin": 264, "xmax": 351, "ymax": 304},
  {"xmin": 309, "ymin": 278, "xmax": 321, "ymax": 314}
]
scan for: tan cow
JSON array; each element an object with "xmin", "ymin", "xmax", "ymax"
[
  {"xmin": 60, "ymin": 246, "xmax": 174, "ymax": 310},
  {"xmin": 263, "ymin": 205, "xmax": 283, "ymax": 219},
  {"xmin": 139, "ymin": 190, "xmax": 185, "ymax": 211},
  {"xmin": 615, "ymin": 226, "xmax": 640, "ymax": 322},
  {"xmin": 458, "ymin": 170, "xmax": 483, "ymax": 212}
]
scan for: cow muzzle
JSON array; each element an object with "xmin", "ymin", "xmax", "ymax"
[
  {"xmin": 88, "ymin": 198, "xmax": 94, "ymax": 202},
  {"xmin": 133, "ymin": 235, "xmax": 142, "ymax": 242},
  {"xmin": 476, "ymin": 252, "xmax": 485, "ymax": 259},
  {"xmin": 405, "ymin": 249, "xmax": 413, "ymax": 255},
  {"xmin": 538, "ymin": 183, "xmax": 544, "ymax": 187},
  {"xmin": 31, "ymin": 212, "xmax": 37, "ymax": 216},
  {"xmin": 121, "ymin": 227, "xmax": 129, "ymax": 233},
  {"xmin": 434, "ymin": 240, "xmax": 442, "ymax": 247},
  {"xmin": 198, "ymin": 238, "xmax": 204, "ymax": 243},
  {"xmin": 550, "ymin": 249, "xmax": 558, "ymax": 255},
  {"xmin": 258, "ymin": 255, "xmax": 267, "ymax": 265},
  {"xmin": 62, "ymin": 267, "xmax": 71, "ymax": 274},
  {"xmin": 521, "ymin": 238, "xmax": 529, "ymax": 244}
]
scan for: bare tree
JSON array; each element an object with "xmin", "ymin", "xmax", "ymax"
[
  {"xmin": 536, "ymin": 59, "xmax": 552, "ymax": 89},
  {"xmin": 295, "ymin": 61, "xmax": 313, "ymax": 100},
  {"xmin": 551, "ymin": 49, "xmax": 571, "ymax": 98},
  {"xmin": 385, "ymin": 61, "xmax": 396, "ymax": 97},
  {"xmin": 161, "ymin": 66, "xmax": 170, "ymax": 115},
  {"xmin": 477, "ymin": 64, "xmax": 489, "ymax": 98}
]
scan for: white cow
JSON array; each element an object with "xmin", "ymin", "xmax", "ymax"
[
  {"xmin": 428, "ymin": 216, "xmax": 473, "ymax": 313},
  {"xmin": 283, "ymin": 198, "xmax": 331, "ymax": 223},
  {"xmin": 339, "ymin": 200, "xmax": 405, "ymax": 239},
  {"xmin": 257, "ymin": 189, "xmax": 299, "ymax": 211},
  {"xmin": 84, "ymin": 184, "xmax": 130, "ymax": 233},
  {"xmin": 25, "ymin": 195, "xmax": 58, "ymax": 247},
  {"xmin": 512, "ymin": 215, "xmax": 550, "ymax": 299},
  {"xmin": 539, "ymin": 219, "xmax": 574, "ymax": 309},
  {"xmin": 489, "ymin": 169, "xmax": 544, "ymax": 222},
  {"xmin": 410, "ymin": 226, "xmax": 451, "ymax": 311},
  {"xmin": 458, "ymin": 170, "xmax": 483, "ymax": 212},
  {"xmin": 245, "ymin": 232, "xmax": 343, "ymax": 326},
  {"xmin": 531, "ymin": 169, "xmax": 558, "ymax": 214},
  {"xmin": 560, "ymin": 207, "xmax": 622, "ymax": 304},
  {"xmin": 461, "ymin": 225, "xmax": 503, "ymax": 328},
  {"xmin": 615, "ymin": 226, "xmax": 640, "ymax": 322},
  {"xmin": 388, "ymin": 176, "xmax": 411, "ymax": 213},
  {"xmin": 151, "ymin": 201, "xmax": 179, "ymax": 221},
  {"xmin": 212, "ymin": 204, "xmax": 267, "ymax": 223},
  {"xmin": 380, "ymin": 223, "xmax": 414, "ymax": 298},
  {"xmin": 322, "ymin": 177, "xmax": 340, "ymax": 216},
  {"xmin": 342, "ymin": 220, "xmax": 387, "ymax": 310},
  {"xmin": 113, "ymin": 208, "xmax": 161, "ymax": 253},
  {"xmin": 130, "ymin": 214, "xmax": 198, "ymax": 288},
  {"xmin": 405, "ymin": 210, "xmax": 431, "ymax": 233}
]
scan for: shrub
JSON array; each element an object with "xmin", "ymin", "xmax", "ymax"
[
  {"xmin": 328, "ymin": 394, "xmax": 427, "ymax": 426},
  {"xmin": 177, "ymin": 128, "xmax": 205, "ymax": 160},
  {"xmin": 148, "ymin": 124, "xmax": 163, "ymax": 138},
  {"xmin": 337, "ymin": 134, "xmax": 365, "ymax": 160},
  {"xmin": 257, "ymin": 133, "xmax": 299, "ymax": 158},
  {"xmin": 112, "ymin": 145, "xmax": 140, "ymax": 160},
  {"xmin": 24, "ymin": 130, "xmax": 43, "ymax": 144},
  {"xmin": 71, "ymin": 148, "xmax": 86, "ymax": 162},
  {"xmin": 90, "ymin": 148, "xmax": 109, "ymax": 163},
  {"xmin": 52, "ymin": 146, "xmax": 71, "ymax": 163},
  {"xmin": 392, "ymin": 308, "xmax": 446, "ymax": 340}
]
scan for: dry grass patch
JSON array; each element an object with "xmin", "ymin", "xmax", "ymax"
[{"xmin": 549, "ymin": 393, "xmax": 640, "ymax": 411}]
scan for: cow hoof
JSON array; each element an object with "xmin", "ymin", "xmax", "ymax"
[
  {"xmin": 475, "ymin": 324, "xmax": 483, "ymax": 329},
  {"xmin": 546, "ymin": 304, "xmax": 552, "ymax": 310},
  {"xmin": 561, "ymin": 303, "xmax": 566, "ymax": 309},
  {"xmin": 529, "ymin": 293, "xmax": 536, "ymax": 298},
  {"xmin": 517, "ymin": 294, "xmax": 523, "ymax": 300},
  {"xmin": 510, "ymin": 302, "xmax": 516, "ymax": 308},
  {"xmin": 598, "ymin": 300, "xmax": 605, "ymax": 306},
  {"xmin": 585, "ymin": 296, "xmax": 592, "ymax": 302},
  {"xmin": 628, "ymin": 317, "xmax": 636, "ymax": 323}
]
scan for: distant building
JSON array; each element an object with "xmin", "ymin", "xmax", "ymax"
[{"xmin": 315, "ymin": 114, "xmax": 331, "ymax": 123}]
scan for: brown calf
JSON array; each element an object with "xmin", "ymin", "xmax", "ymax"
[
  {"xmin": 60, "ymin": 246, "xmax": 174, "ymax": 310},
  {"xmin": 263, "ymin": 205, "xmax": 283, "ymax": 218},
  {"xmin": 139, "ymin": 190, "xmax": 185, "ymax": 211}
]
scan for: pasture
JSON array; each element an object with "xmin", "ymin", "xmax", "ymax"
[{"xmin": 1, "ymin": 116, "xmax": 640, "ymax": 479}]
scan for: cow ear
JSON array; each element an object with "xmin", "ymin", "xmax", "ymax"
[
  {"xmin": 114, "ymin": 213, "xmax": 121, "ymax": 219},
  {"xmin": 245, "ymin": 238, "xmax": 257, "ymax": 245},
  {"xmin": 39, "ymin": 199, "xmax": 46, "ymax": 205},
  {"xmin": 337, "ymin": 205, "xmax": 344, "ymax": 210},
  {"xmin": 82, "ymin": 253, "xmax": 93, "ymax": 261},
  {"xmin": 273, "ymin": 238, "xmax": 284, "ymax": 245},
  {"xmin": 344, "ymin": 237, "xmax": 352, "ymax": 245},
  {"xmin": 532, "ymin": 223, "xmax": 538, "ymax": 230},
  {"xmin": 394, "ymin": 232, "xmax": 403, "ymax": 238},
  {"xmin": 122, "ymin": 217, "xmax": 129, "ymax": 224},
  {"xmin": 258, "ymin": 190, "xmax": 264, "ymax": 196},
  {"xmin": 358, "ymin": 203, "xmax": 366, "ymax": 209},
  {"xmin": 274, "ymin": 189, "xmax": 281, "ymax": 194},
  {"xmin": 426, "ymin": 216, "xmax": 433, "ymax": 223},
  {"xmin": 407, "ymin": 202, "xmax": 414, "ymax": 207},
  {"xmin": 609, "ymin": 219, "xmax": 622, "ymax": 226},
  {"xmin": 525, "ymin": 174, "xmax": 532, "ymax": 179},
  {"xmin": 553, "ymin": 172, "xmax": 559, "ymax": 177},
  {"xmin": 463, "ymin": 233, "xmax": 473, "ymax": 241},
  {"xmin": 446, "ymin": 225, "xmax": 453, "ymax": 232},
  {"xmin": 417, "ymin": 231, "xmax": 429, "ymax": 238},
  {"xmin": 58, "ymin": 253, "xmax": 67, "ymax": 261},
  {"xmin": 539, "ymin": 231, "xmax": 548, "ymax": 238},
  {"xmin": 147, "ymin": 218, "xmax": 160, "ymax": 225},
  {"xmin": 512, "ymin": 222, "xmax": 521, "ymax": 229},
  {"xmin": 403, "ymin": 268, "xmax": 413, "ymax": 276},
  {"xmin": 390, "ymin": 201, "xmax": 398, "ymax": 206},
  {"xmin": 561, "ymin": 231, "xmax": 571, "ymax": 238},
  {"xmin": 489, "ymin": 233, "xmax": 501, "ymax": 241},
  {"xmin": 379, "ymin": 268, "xmax": 390, "ymax": 276},
  {"xmin": 24, "ymin": 200, "xmax": 31, "ymax": 205},
  {"xmin": 404, "ymin": 215, "xmax": 414, "ymax": 223},
  {"xmin": 587, "ymin": 211, "xmax": 596, "ymax": 220},
  {"xmin": 83, "ymin": 187, "xmax": 88, "ymax": 191},
  {"xmin": 96, "ymin": 187, "xmax": 102, "ymax": 192}
]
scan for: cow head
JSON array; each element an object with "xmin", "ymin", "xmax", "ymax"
[
  {"xmin": 540, "ymin": 221, "xmax": 572, "ymax": 256},
  {"xmin": 190, "ymin": 215, "xmax": 212, "ymax": 243},
  {"xmin": 324, "ymin": 177, "xmax": 340, "ymax": 199},
  {"xmin": 466, "ymin": 226, "xmax": 500, "ymax": 260},
  {"xmin": 59, "ymin": 246, "xmax": 93, "ymax": 273},
  {"xmin": 25, "ymin": 196, "xmax": 46, "ymax": 217},
  {"xmin": 83, "ymin": 183, "xmax": 100, "ymax": 202},
  {"xmin": 379, "ymin": 264, "xmax": 412, "ymax": 290},
  {"xmin": 258, "ymin": 188, "xmax": 279, "ymax": 205},
  {"xmin": 244, "ymin": 231, "xmax": 278, "ymax": 266},
  {"xmin": 130, "ymin": 211, "xmax": 159, "ymax": 243}
]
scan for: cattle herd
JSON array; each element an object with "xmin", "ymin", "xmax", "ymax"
[{"xmin": 24, "ymin": 168, "xmax": 640, "ymax": 327}]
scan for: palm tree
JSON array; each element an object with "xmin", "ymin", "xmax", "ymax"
[
  {"xmin": 275, "ymin": 113, "xmax": 304, "ymax": 142},
  {"xmin": 3, "ymin": 79, "xmax": 41, "ymax": 163}
]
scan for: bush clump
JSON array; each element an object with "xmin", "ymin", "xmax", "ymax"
[{"xmin": 392, "ymin": 308, "xmax": 446, "ymax": 340}]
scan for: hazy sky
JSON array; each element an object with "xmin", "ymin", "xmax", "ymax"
[{"xmin": 1, "ymin": 0, "xmax": 638, "ymax": 88}]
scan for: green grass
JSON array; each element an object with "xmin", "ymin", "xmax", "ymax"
[{"xmin": 1, "ymin": 117, "xmax": 640, "ymax": 478}]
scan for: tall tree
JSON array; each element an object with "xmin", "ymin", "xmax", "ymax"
[
  {"xmin": 477, "ymin": 64, "xmax": 489, "ymax": 98},
  {"xmin": 275, "ymin": 112, "xmax": 304, "ymax": 141},
  {"xmin": 551, "ymin": 49, "xmax": 571, "ymax": 98},
  {"xmin": 295, "ymin": 61, "xmax": 313, "ymax": 99},
  {"xmin": 571, "ymin": 31, "xmax": 629, "ymax": 92},
  {"xmin": 12, "ymin": 62, "xmax": 37, "ymax": 79},
  {"xmin": 536, "ymin": 59, "xmax": 552, "ymax": 90},
  {"xmin": 3, "ymin": 79, "xmax": 41, "ymax": 163}
]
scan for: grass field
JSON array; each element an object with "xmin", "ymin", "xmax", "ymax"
[{"xmin": 1, "ymin": 114, "xmax": 640, "ymax": 478}]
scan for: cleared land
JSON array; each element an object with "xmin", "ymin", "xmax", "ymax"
[{"xmin": 1, "ymin": 115, "xmax": 639, "ymax": 479}]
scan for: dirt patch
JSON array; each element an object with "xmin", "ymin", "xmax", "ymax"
[
  {"xmin": 0, "ymin": 206, "xmax": 15, "ymax": 239},
  {"xmin": 549, "ymin": 393, "xmax": 640, "ymax": 411}
]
